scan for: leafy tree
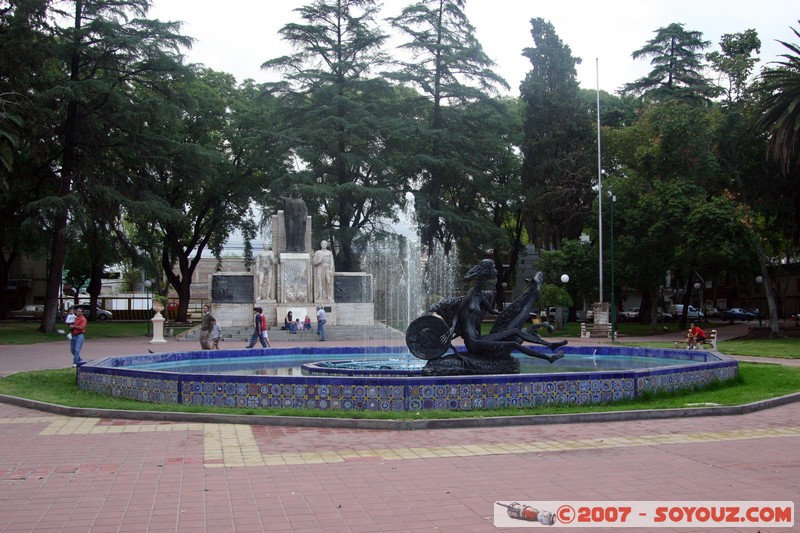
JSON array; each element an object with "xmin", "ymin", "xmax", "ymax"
[
  {"xmin": 519, "ymin": 17, "xmax": 595, "ymax": 250},
  {"xmin": 538, "ymin": 239, "xmax": 596, "ymax": 316},
  {"xmin": 14, "ymin": 0, "xmax": 192, "ymax": 332},
  {"xmin": 261, "ymin": 0, "xmax": 406, "ymax": 272},
  {"xmin": 706, "ymin": 29, "xmax": 761, "ymax": 103},
  {"xmin": 388, "ymin": 0, "xmax": 508, "ymax": 253},
  {"xmin": 120, "ymin": 68, "xmax": 261, "ymax": 321},
  {"xmin": 0, "ymin": 93, "xmax": 22, "ymax": 180},
  {"xmin": 432, "ymin": 96, "xmax": 523, "ymax": 307},
  {"xmin": 604, "ymin": 99, "xmax": 746, "ymax": 329},
  {"xmin": 712, "ymin": 27, "xmax": 797, "ymax": 334},
  {"xmin": 622, "ymin": 23, "xmax": 719, "ymax": 104},
  {"xmin": 0, "ymin": 1, "xmax": 67, "ymax": 319}
]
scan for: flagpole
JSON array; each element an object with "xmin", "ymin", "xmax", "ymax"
[{"xmin": 597, "ymin": 58, "xmax": 603, "ymax": 304}]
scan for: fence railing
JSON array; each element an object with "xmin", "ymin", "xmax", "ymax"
[{"xmin": 59, "ymin": 296, "xmax": 209, "ymax": 322}]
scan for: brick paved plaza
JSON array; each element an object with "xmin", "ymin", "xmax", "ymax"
[{"xmin": 0, "ymin": 333, "xmax": 797, "ymax": 532}]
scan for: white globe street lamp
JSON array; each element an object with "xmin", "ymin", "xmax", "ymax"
[{"xmin": 560, "ymin": 274, "xmax": 570, "ymax": 330}]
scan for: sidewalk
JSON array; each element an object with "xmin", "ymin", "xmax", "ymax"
[
  {"xmin": 4, "ymin": 320, "xmax": 795, "ymax": 377},
  {"xmin": 0, "ymin": 324, "xmax": 798, "ymax": 531}
]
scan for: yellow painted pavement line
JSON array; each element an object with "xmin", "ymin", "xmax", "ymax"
[
  {"xmin": 2, "ymin": 416, "xmax": 799, "ymax": 469},
  {"xmin": 206, "ymin": 425, "xmax": 800, "ymax": 467},
  {"xmin": 204, "ymin": 423, "xmax": 265, "ymax": 468},
  {"xmin": 0, "ymin": 416, "xmax": 62, "ymax": 425}
]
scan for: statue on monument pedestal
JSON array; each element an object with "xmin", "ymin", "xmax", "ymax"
[
  {"xmin": 313, "ymin": 240, "xmax": 334, "ymax": 301},
  {"xmin": 256, "ymin": 246, "xmax": 278, "ymax": 301},
  {"xmin": 280, "ymin": 185, "xmax": 308, "ymax": 252}
]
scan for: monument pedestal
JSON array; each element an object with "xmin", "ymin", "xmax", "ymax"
[
  {"xmin": 150, "ymin": 313, "xmax": 167, "ymax": 344},
  {"xmin": 204, "ymin": 203, "xmax": 376, "ymax": 329},
  {"xmin": 210, "ymin": 273, "xmax": 256, "ymax": 327}
]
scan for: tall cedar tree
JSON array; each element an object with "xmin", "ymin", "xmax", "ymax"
[
  {"xmin": 262, "ymin": 0, "xmax": 405, "ymax": 272},
  {"xmin": 622, "ymin": 23, "xmax": 719, "ymax": 104},
  {"xmin": 388, "ymin": 0, "xmax": 507, "ymax": 255},
  {"xmin": 519, "ymin": 18, "xmax": 594, "ymax": 251},
  {"xmin": 0, "ymin": 1, "xmax": 59, "ymax": 319},
  {"xmin": 33, "ymin": 0, "xmax": 190, "ymax": 332}
]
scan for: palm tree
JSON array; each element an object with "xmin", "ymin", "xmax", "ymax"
[{"xmin": 758, "ymin": 23, "xmax": 800, "ymax": 174}]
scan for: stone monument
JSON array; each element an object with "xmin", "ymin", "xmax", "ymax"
[
  {"xmin": 279, "ymin": 185, "xmax": 309, "ymax": 253},
  {"xmin": 209, "ymin": 184, "xmax": 375, "ymax": 328},
  {"xmin": 256, "ymin": 244, "xmax": 278, "ymax": 301},
  {"xmin": 312, "ymin": 240, "xmax": 334, "ymax": 302}
]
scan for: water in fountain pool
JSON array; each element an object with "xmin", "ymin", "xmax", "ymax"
[{"xmin": 126, "ymin": 350, "xmax": 691, "ymax": 376}]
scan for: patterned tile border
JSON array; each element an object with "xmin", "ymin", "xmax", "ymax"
[{"xmin": 77, "ymin": 346, "xmax": 738, "ymax": 412}]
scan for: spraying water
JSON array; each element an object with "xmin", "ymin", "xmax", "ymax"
[{"xmin": 361, "ymin": 193, "xmax": 459, "ymax": 334}]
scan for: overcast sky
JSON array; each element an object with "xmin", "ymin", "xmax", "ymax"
[{"xmin": 148, "ymin": 0, "xmax": 798, "ymax": 95}]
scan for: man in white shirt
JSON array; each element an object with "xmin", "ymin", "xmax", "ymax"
[{"xmin": 316, "ymin": 306, "xmax": 327, "ymax": 341}]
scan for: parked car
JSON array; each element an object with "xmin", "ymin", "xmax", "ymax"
[
  {"xmin": 618, "ymin": 307, "xmax": 639, "ymax": 322},
  {"xmin": 720, "ymin": 307, "xmax": 756, "ymax": 322},
  {"xmin": 671, "ymin": 304, "xmax": 704, "ymax": 321},
  {"xmin": 8, "ymin": 304, "xmax": 44, "ymax": 320},
  {"xmin": 746, "ymin": 308, "xmax": 764, "ymax": 320},
  {"xmin": 539, "ymin": 307, "xmax": 558, "ymax": 322},
  {"xmin": 73, "ymin": 303, "xmax": 113, "ymax": 321}
]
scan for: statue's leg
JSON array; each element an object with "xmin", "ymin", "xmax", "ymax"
[
  {"xmin": 516, "ymin": 330, "xmax": 568, "ymax": 351},
  {"xmin": 483, "ymin": 327, "xmax": 567, "ymax": 353},
  {"xmin": 517, "ymin": 344, "xmax": 565, "ymax": 363}
]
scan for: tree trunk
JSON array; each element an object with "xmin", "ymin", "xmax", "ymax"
[
  {"xmin": 40, "ymin": 0, "xmax": 83, "ymax": 333},
  {"xmin": 0, "ymin": 248, "xmax": 15, "ymax": 319},
  {"xmin": 755, "ymin": 240, "xmax": 781, "ymax": 336}
]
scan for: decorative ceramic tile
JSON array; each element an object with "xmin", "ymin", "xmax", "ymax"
[{"xmin": 77, "ymin": 346, "xmax": 739, "ymax": 412}]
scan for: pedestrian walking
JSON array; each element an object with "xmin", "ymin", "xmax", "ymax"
[
  {"xmin": 246, "ymin": 307, "xmax": 267, "ymax": 348},
  {"xmin": 199, "ymin": 304, "xmax": 215, "ymax": 350}
]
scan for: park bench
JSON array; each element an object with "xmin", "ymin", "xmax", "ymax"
[{"xmin": 676, "ymin": 328, "xmax": 717, "ymax": 350}]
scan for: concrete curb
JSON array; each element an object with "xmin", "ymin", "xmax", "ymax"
[{"xmin": 2, "ymin": 391, "xmax": 799, "ymax": 431}]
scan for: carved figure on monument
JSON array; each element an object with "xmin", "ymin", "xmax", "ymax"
[
  {"xmin": 405, "ymin": 261, "xmax": 567, "ymax": 376},
  {"xmin": 313, "ymin": 240, "xmax": 335, "ymax": 301},
  {"xmin": 283, "ymin": 260, "xmax": 309, "ymax": 303},
  {"xmin": 280, "ymin": 185, "xmax": 308, "ymax": 252},
  {"xmin": 256, "ymin": 246, "xmax": 278, "ymax": 301}
]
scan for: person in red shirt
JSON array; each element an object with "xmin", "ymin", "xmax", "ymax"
[
  {"xmin": 70, "ymin": 307, "xmax": 87, "ymax": 366},
  {"xmin": 687, "ymin": 323, "xmax": 706, "ymax": 350}
]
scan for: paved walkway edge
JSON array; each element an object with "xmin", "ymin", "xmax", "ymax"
[{"xmin": 2, "ymin": 391, "xmax": 800, "ymax": 430}]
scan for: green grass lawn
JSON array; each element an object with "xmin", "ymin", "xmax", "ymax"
[
  {"xmin": 625, "ymin": 339, "xmax": 800, "ymax": 359},
  {"xmin": 1, "ymin": 321, "xmax": 798, "ymax": 420},
  {"xmin": 0, "ymin": 363, "xmax": 797, "ymax": 420}
]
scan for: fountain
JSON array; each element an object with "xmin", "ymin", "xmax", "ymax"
[
  {"xmin": 77, "ymin": 265, "xmax": 737, "ymax": 412},
  {"xmin": 76, "ymin": 193, "xmax": 737, "ymax": 411},
  {"xmin": 77, "ymin": 344, "xmax": 737, "ymax": 411}
]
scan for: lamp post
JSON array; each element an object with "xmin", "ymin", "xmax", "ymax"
[
  {"xmin": 560, "ymin": 274, "xmax": 570, "ymax": 331},
  {"xmin": 694, "ymin": 272, "xmax": 707, "ymax": 322},
  {"xmin": 610, "ymin": 193, "xmax": 616, "ymax": 341},
  {"xmin": 144, "ymin": 280, "xmax": 152, "ymax": 336},
  {"xmin": 691, "ymin": 281, "xmax": 702, "ymax": 325}
]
